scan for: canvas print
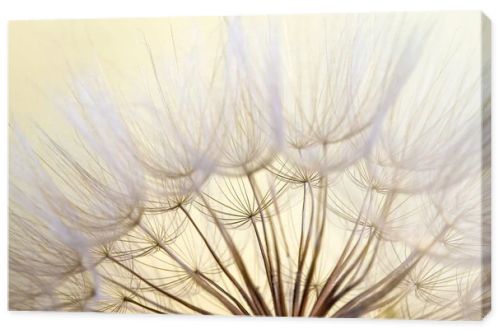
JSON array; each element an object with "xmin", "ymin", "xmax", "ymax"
[{"xmin": 9, "ymin": 12, "xmax": 491, "ymax": 319}]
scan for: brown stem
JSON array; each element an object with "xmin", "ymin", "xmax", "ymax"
[
  {"xmin": 197, "ymin": 191, "xmax": 272, "ymax": 315},
  {"xmin": 298, "ymin": 176, "xmax": 328, "ymax": 316},
  {"xmin": 103, "ymin": 275, "xmax": 179, "ymax": 314},
  {"xmin": 179, "ymin": 205, "xmax": 257, "ymax": 315},
  {"xmin": 138, "ymin": 224, "xmax": 245, "ymax": 315},
  {"xmin": 123, "ymin": 296, "xmax": 166, "ymax": 314},
  {"xmin": 292, "ymin": 181, "xmax": 315, "ymax": 315},
  {"xmin": 106, "ymin": 255, "xmax": 211, "ymax": 315},
  {"xmin": 246, "ymin": 172, "xmax": 282, "ymax": 315}
]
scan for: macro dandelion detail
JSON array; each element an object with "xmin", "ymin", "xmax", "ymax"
[{"xmin": 9, "ymin": 12, "xmax": 491, "ymax": 320}]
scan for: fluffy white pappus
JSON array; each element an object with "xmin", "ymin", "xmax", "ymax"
[
  {"xmin": 122, "ymin": 30, "xmax": 224, "ymax": 197},
  {"xmin": 424, "ymin": 173, "xmax": 488, "ymax": 267},
  {"xmin": 274, "ymin": 14, "xmax": 431, "ymax": 175},
  {"xmin": 366, "ymin": 20, "xmax": 486, "ymax": 195},
  {"xmin": 10, "ymin": 73, "xmax": 146, "ymax": 248},
  {"xmin": 213, "ymin": 16, "xmax": 285, "ymax": 175}
]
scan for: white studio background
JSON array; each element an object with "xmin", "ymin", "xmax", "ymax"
[{"xmin": 1, "ymin": 0, "xmax": 498, "ymax": 333}]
